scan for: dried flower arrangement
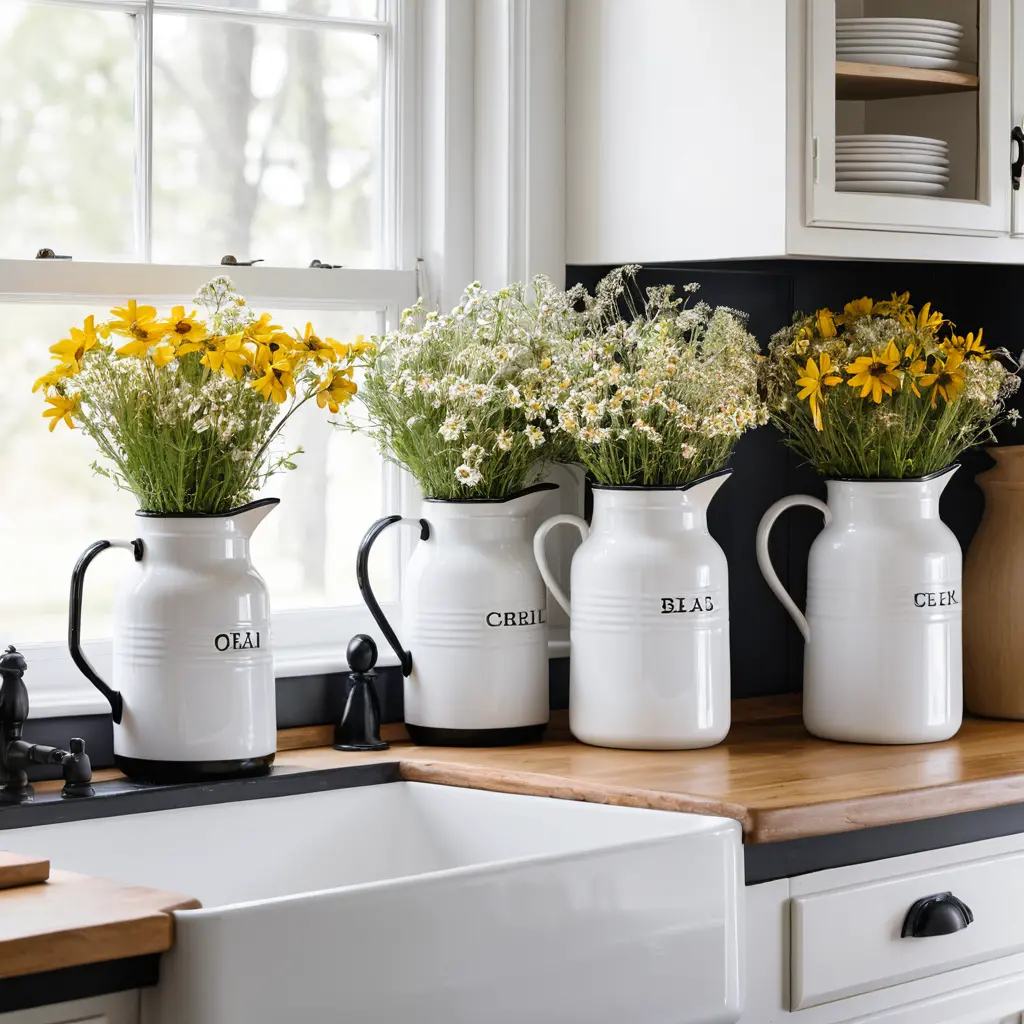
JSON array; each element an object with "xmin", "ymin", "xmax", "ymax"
[
  {"xmin": 359, "ymin": 279, "xmax": 578, "ymax": 499},
  {"xmin": 547, "ymin": 265, "xmax": 766, "ymax": 486}
]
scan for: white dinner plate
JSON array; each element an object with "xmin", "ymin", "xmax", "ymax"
[
  {"xmin": 837, "ymin": 134, "xmax": 946, "ymax": 145},
  {"xmin": 837, "ymin": 180, "xmax": 947, "ymax": 195},
  {"xmin": 837, "ymin": 24, "xmax": 963, "ymax": 34},
  {"xmin": 837, "ymin": 142, "xmax": 949, "ymax": 151},
  {"xmin": 838, "ymin": 38, "xmax": 960, "ymax": 49},
  {"xmin": 836, "ymin": 27, "xmax": 963, "ymax": 42},
  {"xmin": 837, "ymin": 141, "xmax": 948, "ymax": 149},
  {"xmin": 836, "ymin": 171, "xmax": 950, "ymax": 184},
  {"xmin": 837, "ymin": 53, "xmax": 975, "ymax": 71},
  {"xmin": 836, "ymin": 31, "xmax": 961, "ymax": 42},
  {"xmin": 838, "ymin": 42, "xmax": 960, "ymax": 57},
  {"xmin": 837, "ymin": 163, "xmax": 949, "ymax": 176},
  {"xmin": 835, "ymin": 148, "xmax": 946, "ymax": 157},
  {"xmin": 837, "ymin": 139, "xmax": 948, "ymax": 147},
  {"xmin": 839, "ymin": 150, "xmax": 950, "ymax": 160},
  {"xmin": 836, "ymin": 148, "xmax": 948, "ymax": 159},
  {"xmin": 836, "ymin": 17, "xmax": 964, "ymax": 31}
]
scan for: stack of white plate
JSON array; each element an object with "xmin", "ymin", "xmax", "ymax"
[
  {"xmin": 836, "ymin": 135, "xmax": 949, "ymax": 196},
  {"xmin": 836, "ymin": 17, "xmax": 968, "ymax": 71}
]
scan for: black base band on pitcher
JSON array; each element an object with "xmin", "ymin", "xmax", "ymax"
[
  {"xmin": 114, "ymin": 753, "xmax": 275, "ymax": 784},
  {"xmin": 405, "ymin": 723, "xmax": 547, "ymax": 747}
]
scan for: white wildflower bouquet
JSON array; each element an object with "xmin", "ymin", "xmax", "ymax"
[
  {"xmin": 33, "ymin": 276, "xmax": 368, "ymax": 513},
  {"xmin": 360, "ymin": 279, "xmax": 576, "ymax": 499},
  {"xmin": 549, "ymin": 266, "xmax": 767, "ymax": 486},
  {"xmin": 761, "ymin": 292, "xmax": 1021, "ymax": 479}
]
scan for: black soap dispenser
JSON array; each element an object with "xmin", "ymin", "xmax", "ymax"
[{"xmin": 333, "ymin": 635, "xmax": 389, "ymax": 752}]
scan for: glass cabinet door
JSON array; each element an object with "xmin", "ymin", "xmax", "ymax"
[{"xmin": 806, "ymin": 0, "xmax": 1010, "ymax": 236}]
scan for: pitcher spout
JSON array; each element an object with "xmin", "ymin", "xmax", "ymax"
[
  {"xmin": 932, "ymin": 463, "xmax": 960, "ymax": 496},
  {"xmin": 231, "ymin": 497, "xmax": 281, "ymax": 538},
  {"xmin": 683, "ymin": 469, "xmax": 732, "ymax": 511}
]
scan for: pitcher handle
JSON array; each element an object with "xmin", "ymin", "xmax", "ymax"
[
  {"xmin": 69, "ymin": 538, "xmax": 144, "ymax": 725},
  {"xmin": 756, "ymin": 495, "xmax": 831, "ymax": 644},
  {"xmin": 356, "ymin": 515, "xmax": 430, "ymax": 678},
  {"xmin": 533, "ymin": 515, "xmax": 590, "ymax": 616}
]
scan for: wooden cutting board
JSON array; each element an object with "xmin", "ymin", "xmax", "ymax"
[{"xmin": 0, "ymin": 851, "xmax": 49, "ymax": 890}]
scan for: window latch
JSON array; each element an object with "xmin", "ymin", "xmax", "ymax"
[
  {"xmin": 220, "ymin": 255, "xmax": 264, "ymax": 267},
  {"xmin": 35, "ymin": 248, "xmax": 71, "ymax": 260},
  {"xmin": 309, "ymin": 259, "xmax": 343, "ymax": 269}
]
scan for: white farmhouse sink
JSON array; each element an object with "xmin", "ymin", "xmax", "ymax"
[{"xmin": 1, "ymin": 781, "xmax": 742, "ymax": 1024}]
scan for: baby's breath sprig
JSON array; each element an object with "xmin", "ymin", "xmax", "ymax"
[
  {"xmin": 761, "ymin": 293, "xmax": 1021, "ymax": 479},
  {"xmin": 359, "ymin": 278, "xmax": 578, "ymax": 499},
  {"xmin": 547, "ymin": 267, "xmax": 766, "ymax": 487}
]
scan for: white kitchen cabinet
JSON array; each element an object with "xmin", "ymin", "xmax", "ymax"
[
  {"xmin": 741, "ymin": 831, "xmax": 1024, "ymax": 1023},
  {"xmin": 0, "ymin": 992, "xmax": 138, "ymax": 1024},
  {"xmin": 566, "ymin": 0, "xmax": 1024, "ymax": 264}
]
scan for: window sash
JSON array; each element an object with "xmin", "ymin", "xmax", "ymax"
[{"xmin": 12, "ymin": 0, "xmax": 396, "ymax": 267}]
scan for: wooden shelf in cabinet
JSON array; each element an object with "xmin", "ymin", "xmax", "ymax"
[{"xmin": 835, "ymin": 61, "xmax": 979, "ymax": 100}]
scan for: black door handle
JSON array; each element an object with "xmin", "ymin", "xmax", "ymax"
[
  {"xmin": 902, "ymin": 892, "xmax": 974, "ymax": 938},
  {"xmin": 1012, "ymin": 126, "xmax": 1024, "ymax": 191}
]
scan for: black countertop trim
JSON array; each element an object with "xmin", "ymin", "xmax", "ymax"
[
  {"xmin": 744, "ymin": 802, "xmax": 1024, "ymax": 884},
  {"xmin": 0, "ymin": 761, "xmax": 399, "ymax": 831},
  {"xmin": 0, "ymin": 954, "xmax": 160, "ymax": 1013}
]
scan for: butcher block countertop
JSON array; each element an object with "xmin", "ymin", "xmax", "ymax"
[
  {"xmin": 0, "ymin": 870, "xmax": 197, "ymax": 981},
  {"xmin": 4, "ymin": 694, "xmax": 1024, "ymax": 986},
  {"xmin": 277, "ymin": 695, "xmax": 1024, "ymax": 845}
]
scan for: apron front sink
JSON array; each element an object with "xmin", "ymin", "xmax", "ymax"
[{"xmin": 1, "ymin": 780, "xmax": 742, "ymax": 1024}]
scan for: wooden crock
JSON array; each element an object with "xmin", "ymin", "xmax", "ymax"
[{"xmin": 964, "ymin": 446, "xmax": 1024, "ymax": 719}]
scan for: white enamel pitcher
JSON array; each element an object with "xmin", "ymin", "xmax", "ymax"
[
  {"xmin": 357, "ymin": 484, "xmax": 554, "ymax": 745},
  {"xmin": 534, "ymin": 471, "xmax": 732, "ymax": 750},
  {"xmin": 757, "ymin": 466, "xmax": 962, "ymax": 744},
  {"xmin": 69, "ymin": 499, "xmax": 279, "ymax": 782}
]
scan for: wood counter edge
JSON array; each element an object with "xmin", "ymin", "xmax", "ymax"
[
  {"xmin": 0, "ymin": 869, "xmax": 200, "ymax": 981},
  {"xmin": 748, "ymin": 775, "xmax": 1024, "ymax": 844},
  {"xmin": 397, "ymin": 760, "xmax": 755, "ymax": 831}
]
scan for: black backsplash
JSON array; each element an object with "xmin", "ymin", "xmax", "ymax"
[{"xmin": 567, "ymin": 259, "xmax": 1024, "ymax": 698}]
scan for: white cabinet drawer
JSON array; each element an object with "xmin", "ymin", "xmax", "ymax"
[{"xmin": 791, "ymin": 849, "xmax": 1024, "ymax": 1010}]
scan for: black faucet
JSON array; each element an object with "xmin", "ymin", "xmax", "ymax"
[{"xmin": 0, "ymin": 646, "xmax": 94, "ymax": 803}]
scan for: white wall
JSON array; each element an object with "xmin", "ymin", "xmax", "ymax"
[{"xmin": 565, "ymin": 0, "xmax": 790, "ymax": 265}]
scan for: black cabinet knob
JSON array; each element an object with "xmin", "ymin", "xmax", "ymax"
[{"xmin": 901, "ymin": 892, "xmax": 973, "ymax": 938}]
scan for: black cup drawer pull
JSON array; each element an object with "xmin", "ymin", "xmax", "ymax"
[{"xmin": 901, "ymin": 892, "xmax": 974, "ymax": 938}]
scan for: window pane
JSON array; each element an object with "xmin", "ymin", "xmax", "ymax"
[
  {"xmin": 0, "ymin": 302, "xmax": 389, "ymax": 646},
  {"xmin": 152, "ymin": 15, "xmax": 380, "ymax": 268},
  {"xmin": 164, "ymin": 0, "xmax": 381, "ymax": 18},
  {"xmin": 248, "ymin": 309, "xmax": 394, "ymax": 612},
  {"xmin": 0, "ymin": 3, "xmax": 136, "ymax": 261}
]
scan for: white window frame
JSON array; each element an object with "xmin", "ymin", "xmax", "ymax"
[
  {"xmin": 3, "ymin": 0, "xmax": 420, "ymax": 715},
  {"xmin": 8, "ymin": 0, "xmax": 577, "ymax": 717}
]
